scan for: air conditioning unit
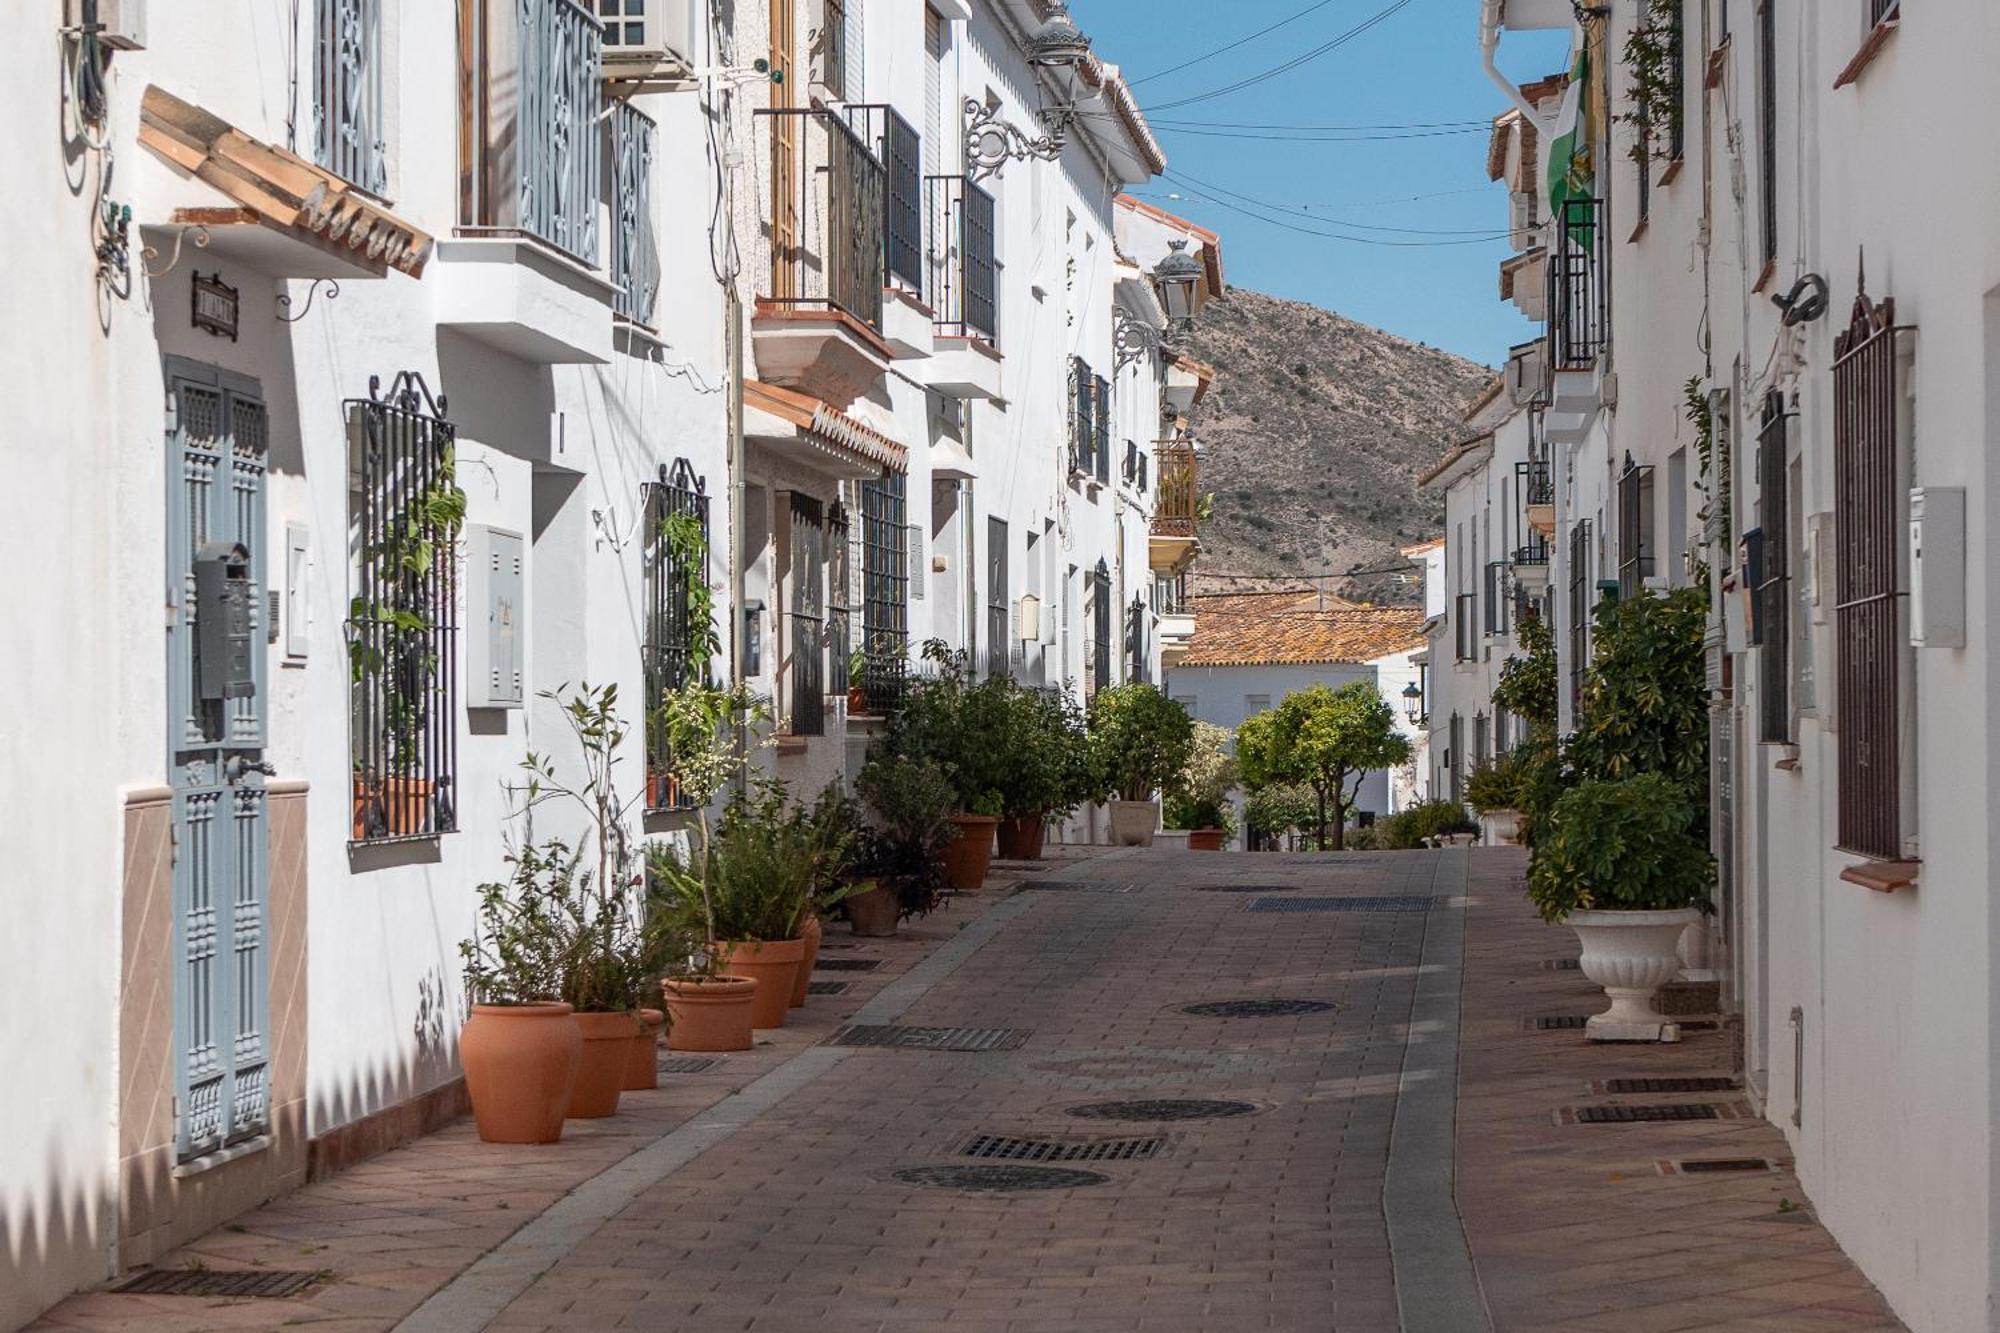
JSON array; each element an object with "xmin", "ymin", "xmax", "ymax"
[{"xmin": 596, "ymin": 0, "xmax": 698, "ymax": 75}]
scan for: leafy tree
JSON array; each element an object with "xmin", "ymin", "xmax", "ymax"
[
  {"xmin": 1568, "ymin": 586, "xmax": 1710, "ymax": 799},
  {"xmin": 1086, "ymin": 684, "xmax": 1196, "ymax": 803},
  {"xmin": 1236, "ymin": 682, "xmax": 1411, "ymax": 851},
  {"xmin": 1490, "ymin": 608, "xmax": 1565, "ymax": 846}
]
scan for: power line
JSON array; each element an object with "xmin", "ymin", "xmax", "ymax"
[
  {"xmin": 1163, "ymin": 173, "xmax": 1512, "ymax": 247},
  {"xmin": 1166, "ymin": 168, "xmax": 1504, "ymax": 236},
  {"xmin": 1128, "ymin": 0, "xmax": 1345, "ymax": 88},
  {"xmin": 1147, "ymin": 117, "xmax": 1490, "ymax": 131},
  {"xmin": 1144, "ymin": 0, "xmax": 1417, "ymax": 114},
  {"xmin": 1153, "ymin": 124, "xmax": 1489, "ymax": 144}
]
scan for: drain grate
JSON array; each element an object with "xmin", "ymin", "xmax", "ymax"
[
  {"xmin": 1192, "ymin": 883, "xmax": 1300, "ymax": 894},
  {"xmin": 1247, "ymin": 896, "xmax": 1438, "ymax": 913},
  {"xmin": 1541, "ymin": 958, "xmax": 1582, "ymax": 971},
  {"xmin": 1066, "ymin": 1098, "xmax": 1260, "ymax": 1122},
  {"xmin": 825, "ymin": 1024, "xmax": 1030, "ymax": 1052},
  {"xmin": 960, "ymin": 1132, "xmax": 1166, "ymax": 1162},
  {"xmin": 896, "ymin": 1164, "xmax": 1109, "ymax": 1192},
  {"xmin": 1664, "ymin": 1157, "xmax": 1774, "ymax": 1175},
  {"xmin": 1022, "ymin": 880, "xmax": 1138, "ymax": 894},
  {"xmin": 806, "ymin": 980, "xmax": 850, "ymax": 996},
  {"xmin": 111, "ymin": 1269, "xmax": 323, "ymax": 1298},
  {"xmin": 814, "ymin": 958, "xmax": 883, "ymax": 972},
  {"xmin": 659, "ymin": 1056, "xmax": 718, "ymax": 1074},
  {"xmin": 1563, "ymin": 1103, "xmax": 1727, "ymax": 1124},
  {"xmin": 1182, "ymin": 998, "xmax": 1335, "ymax": 1018},
  {"xmin": 1600, "ymin": 1076, "xmax": 1740, "ymax": 1095},
  {"xmin": 1529, "ymin": 1015, "xmax": 1593, "ymax": 1031}
]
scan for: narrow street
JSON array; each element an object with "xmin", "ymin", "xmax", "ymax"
[{"xmin": 35, "ymin": 848, "xmax": 1899, "ymax": 1333}]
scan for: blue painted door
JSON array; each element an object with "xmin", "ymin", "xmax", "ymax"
[{"xmin": 166, "ymin": 365, "xmax": 271, "ymax": 1160}]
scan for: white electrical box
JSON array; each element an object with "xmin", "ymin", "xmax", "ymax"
[
  {"xmin": 1909, "ymin": 486, "xmax": 1965, "ymax": 648},
  {"xmin": 67, "ymin": 0, "xmax": 146, "ymax": 49},
  {"xmin": 596, "ymin": 0, "xmax": 697, "ymax": 73},
  {"xmin": 467, "ymin": 526, "xmax": 525, "ymax": 707}
]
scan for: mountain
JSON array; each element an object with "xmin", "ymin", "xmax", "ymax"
[{"xmin": 1180, "ymin": 288, "xmax": 1495, "ymax": 606}]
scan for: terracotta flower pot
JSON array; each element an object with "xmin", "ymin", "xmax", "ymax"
[
  {"xmin": 724, "ymin": 938, "xmax": 807, "ymax": 1029},
  {"xmin": 622, "ymin": 1008, "xmax": 665, "ymax": 1091},
  {"xmin": 996, "ymin": 813, "xmax": 1046, "ymax": 860},
  {"xmin": 846, "ymin": 881, "xmax": 900, "ymax": 937},
  {"xmin": 1108, "ymin": 799, "xmax": 1158, "ymax": 847},
  {"xmin": 663, "ymin": 975, "xmax": 757, "ymax": 1052},
  {"xmin": 566, "ymin": 1011, "xmax": 642, "ymax": 1119},
  {"xmin": 943, "ymin": 814, "xmax": 999, "ymax": 889},
  {"xmin": 790, "ymin": 916, "xmax": 823, "ymax": 1008},
  {"xmin": 1188, "ymin": 828, "xmax": 1226, "ymax": 852},
  {"xmin": 460, "ymin": 1002, "xmax": 581, "ymax": 1145},
  {"xmin": 847, "ymin": 686, "xmax": 868, "ymax": 714},
  {"xmin": 350, "ymin": 774, "xmax": 435, "ymax": 840}
]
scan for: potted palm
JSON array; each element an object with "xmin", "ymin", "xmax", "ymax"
[
  {"xmin": 1087, "ymin": 684, "xmax": 1196, "ymax": 847},
  {"xmin": 1165, "ymin": 721, "xmax": 1237, "ymax": 851},
  {"xmin": 848, "ymin": 754, "xmax": 957, "ymax": 936},
  {"xmin": 1529, "ymin": 772, "xmax": 1713, "ymax": 1041}
]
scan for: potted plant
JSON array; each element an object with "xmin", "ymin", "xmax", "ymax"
[
  {"xmin": 847, "ymin": 647, "xmax": 869, "ymax": 715},
  {"xmin": 880, "ymin": 642, "xmax": 1009, "ymax": 888},
  {"xmin": 994, "ymin": 686, "xmax": 1090, "ymax": 860},
  {"xmin": 848, "ymin": 754, "xmax": 957, "ymax": 936},
  {"xmin": 1165, "ymin": 721, "xmax": 1237, "ymax": 851},
  {"xmin": 1528, "ymin": 772, "xmax": 1713, "ymax": 1041},
  {"xmin": 458, "ymin": 863, "xmax": 581, "ymax": 1145},
  {"xmin": 1087, "ymin": 684, "xmax": 1195, "ymax": 847},
  {"xmin": 701, "ymin": 780, "xmax": 843, "ymax": 1029},
  {"xmin": 1466, "ymin": 752, "xmax": 1528, "ymax": 845}
]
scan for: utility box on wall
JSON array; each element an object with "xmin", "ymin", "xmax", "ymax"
[
  {"xmin": 467, "ymin": 526, "xmax": 524, "ymax": 708},
  {"xmin": 1909, "ymin": 487, "xmax": 1965, "ymax": 649}
]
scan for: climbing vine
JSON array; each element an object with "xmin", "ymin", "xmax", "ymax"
[{"xmin": 1619, "ymin": 0, "xmax": 1684, "ymax": 164}]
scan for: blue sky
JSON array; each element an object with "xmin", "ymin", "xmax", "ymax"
[{"xmin": 1080, "ymin": 0, "xmax": 1570, "ymax": 367}]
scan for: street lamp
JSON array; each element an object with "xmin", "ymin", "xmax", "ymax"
[
  {"xmin": 1153, "ymin": 240, "xmax": 1204, "ymax": 329},
  {"xmin": 964, "ymin": 2, "xmax": 1094, "ymax": 181},
  {"xmin": 1401, "ymin": 679, "xmax": 1426, "ymax": 725}
]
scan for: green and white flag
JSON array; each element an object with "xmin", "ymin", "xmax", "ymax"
[{"xmin": 1546, "ymin": 36, "xmax": 1593, "ymax": 249}]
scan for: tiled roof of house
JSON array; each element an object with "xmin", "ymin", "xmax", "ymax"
[
  {"xmin": 1182, "ymin": 606, "xmax": 1427, "ymax": 668},
  {"xmin": 1190, "ymin": 588, "xmax": 1356, "ymax": 617}
]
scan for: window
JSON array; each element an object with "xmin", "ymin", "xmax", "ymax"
[
  {"xmin": 820, "ymin": 0, "xmax": 848, "ymax": 98},
  {"xmin": 1126, "ymin": 598, "xmax": 1150, "ymax": 685},
  {"xmin": 787, "ymin": 495, "xmax": 828, "ymax": 736},
  {"xmin": 1068, "ymin": 356, "xmax": 1093, "ymax": 476},
  {"xmin": 1496, "ymin": 704, "xmax": 1513, "ymax": 756},
  {"xmin": 1568, "ymin": 518, "xmax": 1594, "ymax": 715},
  {"xmin": 1832, "ymin": 279, "xmax": 1908, "ymax": 860},
  {"xmin": 608, "ymin": 99, "xmax": 659, "ymax": 325},
  {"xmin": 1756, "ymin": 0, "xmax": 1777, "ymax": 275},
  {"xmin": 1754, "ymin": 392, "xmax": 1791, "ymax": 743},
  {"xmin": 1455, "ymin": 593, "xmax": 1478, "ymax": 661},
  {"xmin": 1448, "ymin": 714, "xmax": 1464, "ymax": 804},
  {"xmin": 1869, "ymin": 0, "xmax": 1899, "ymax": 27},
  {"xmin": 1473, "ymin": 713, "xmax": 1490, "ymax": 766},
  {"xmin": 1093, "ymin": 374, "xmax": 1112, "ymax": 486},
  {"xmin": 1484, "ymin": 561, "xmax": 1511, "ymax": 637},
  {"xmin": 1245, "ymin": 694, "xmax": 1272, "ymax": 717},
  {"xmin": 1666, "ymin": 0, "xmax": 1686, "ymax": 161},
  {"xmin": 348, "ymin": 373, "xmax": 462, "ymax": 841},
  {"xmin": 986, "ymin": 517, "xmax": 1010, "ymax": 678},
  {"xmin": 1617, "ymin": 460, "xmax": 1656, "ymax": 598},
  {"xmin": 642, "ymin": 459, "xmax": 712, "ymax": 811},
  {"xmin": 314, "ymin": 0, "xmax": 387, "ymax": 194},
  {"xmin": 859, "ymin": 473, "xmax": 909, "ymax": 711},
  {"xmin": 1090, "ymin": 560, "xmax": 1113, "ymax": 695},
  {"xmin": 828, "ymin": 499, "xmax": 852, "ymax": 700}
]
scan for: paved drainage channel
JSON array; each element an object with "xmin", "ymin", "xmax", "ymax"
[
  {"xmin": 1248, "ymin": 895, "xmax": 1439, "ymax": 913},
  {"xmin": 824, "ymin": 1024, "xmax": 1030, "ymax": 1052},
  {"xmin": 1182, "ymin": 999, "xmax": 1336, "ymax": 1018},
  {"xmin": 1192, "ymin": 883, "xmax": 1301, "ymax": 894},
  {"xmin": 1020, "ymin": 880, "xmax": 1138, "ymax": 894},
  {"xmin": 960, "ymin": 1132, "xmax": 1167, "ymax": 1162},
  {"xmin": 895, "ymin": 1165, "xmax": 1110, "ymax": 1192},
  {"xmin": 1066, "ymin": 1098, "xmax": 1261, "ymax": 1121},
  {"xmin": 113, "ymin": 1270, "xmax": 324, "ymax": 1298}
]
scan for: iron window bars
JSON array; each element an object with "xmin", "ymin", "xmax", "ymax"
[
  {"xmin": 1484, "ymin": 561, "xmax": 1511, "ymax": 636},
  {"xmin": 348, "ymin": 372, "xmax": 462, "ymax": 843},
  {"xmin": 759, "ymin": 107, "xmax": 886, "ymax": 334},
  {"xmin": 642, "ymin": 459, "xmax": 710, "ymax": 812},
  {"xmin": 1455, "ymin": 593, "xmax": 1479, "ymax": 662},
  {"xmin": 1757, "ymin": 0, "xmax": 1777, "ymax": 273},
  {"xmin": 1126, "ymin": 598, "xmax": 1151, "ymax": 685},
  {"xmin": 1548, "ymin": 197, "xmax": 1607, "ymax": 370},
  {"xmin": 1617, "ymin": 460, "xmax": 1656, "ymax": 599},
  {"xmin": 860, "ymin": 473, "xmax": 910, "ymax": 713},
  {"xmin": 1090, "ymin": 561, "xmax": 1113, "ymax": 696},
  {"xmin": 1447, "ymin": 714, "xmax": 1464, "ymax": 804},
  {"xmin": 1568, "ymin": 518, "xmax": 1594, "ymax": 717},
  {"xmin": 788, "ymin": 495, "xmax": 828, "ymax": 737},
  {"xmin": 926, "ymin": 174, "xmax": 998, "ymax": 341},
  {"xmin": 609, "ymin": 97, "xmax": 660, "ymax": 326},
  {"xmin": 821, "ymin": 0, "xmax": 847, "ymax": 98},
  {"xmin": 987, "ymin": 517, "xmax": 1010, "ymax": 678},
  {"xmin": 1869, "ymin": 0, "xmax": 1899, "ymax": 26},
  {"xmin": 314, "ymin": 0, "xmax": 388, "ymax": 194},
  {"xmin": 1755, "ymin": 392, "xmax": 1792, "ymax": 744},
  {"xmin": 1832, "ymin": 279, "xmax": 1905, "ymax": 861},
  {"xmin": 1093, "ymin": 374, "xmax": 1112, "ymax": 486},
  {"xmin": 1154, "ymin": 441, "xmax": 1199, "ymax": 538},
  {"xmin": 828, "ymin": 501, "xmax": 852, "ymax": 701},
  {"xmin": 1068, "ymin": 357, "xmax": 1092, "ymax": 476},
  {"xmin": 846, "ymin": 106, "xmax": 925, "ymax": 293}
]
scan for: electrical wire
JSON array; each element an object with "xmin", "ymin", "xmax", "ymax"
[
  {"xmin": 1164, "ymin": 168, "xmax": 1503, "ymax": 236},
  {"xmin": 1142, "ymin": 0, "xmax": 1418, "ymax": 114},
  {"xmin": 1163, "ymin": 174, "xmax": 1511, "ymax": 246},
  {"xmin": 1127, "ymin": 0, "xmax": 1346, "ymax": 88}
]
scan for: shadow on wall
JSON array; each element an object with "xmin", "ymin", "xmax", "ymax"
[{"xmin": 1, "ymin": 1135, "xmax": 115, "ymax": 1332}]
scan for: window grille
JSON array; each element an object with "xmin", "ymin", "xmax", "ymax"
[
  {"xmin": 926, "ymin": 174, "xmax": 997, "ymax": 340},
  {"xmin": 1757, "ymin": 0, "xmax": 1777, "ymax": 272},
  {"xmin": 642, "ymin": 459, "xmax": 711, "ymax": 812},
  {"xmin": 848, "ymin": 106, "xmax": 925, "ymax": 292},
  {"xmin": 1455, "ymin": 593, "xmax": 1478, "ymax": 661},
  {"xmin": 1548, "ymin": 198, "xmax": 1607, "ymax": 368},
  {"xmin": 1755, "ymin": 393, "xmax": 1791, "ymax": 744},
  {"xmin": 821, "ymin": 0, "xmax": 847, "ymax": 98},
  {"xmin": 1617, "ymin": 460, "xmax": 1656, "ymax": 598},
  {"xmin": 1068, "ymin": 356, "xmax": 1092, "ymax": 476},
  {"xmin": 1090, "ymin": 561, "xmax": 1113, "ymax": 695},
  {"xmin": 1126, "ymin": 598, "xmax": 1150, "ymax": 685},
  {"xmin": 348, "ymin": 372, "xmax": 462, "ymax": 842},
  {"xmin": 860, "ymin": 473, "xmax": 909, "ymax": 712},
  {"xmin": 1832, "ymin": 279, "xmax": 1905, "ymax": 860},
  {"xmin": 1484, "ymin": 561, "xmax": 1511, "ymax": 636},
  {"xmin": 788, "ymin": 495, "xmax": 827, "ymax": 737},
  {"xmin": 1666, "ymin": 0, "xmax": 1686, "ymax": 161},
  {"xmin": 1093, "ymin": 375, "xmax": 1113, "ymax": 486},
  {"xmin": 1568, "ymin": 518, "xmax": 1594, "ymax": 716},
  {"xmin": 1869, "ymin": 0, "xmax": 1899, "ymax": 25},
  {"xmin": 1448, "ymin": 714, "xmax": 1464, "ymax": 804},
  {"xmin": 609, "ymin": 98, "xmax": 659, "ymax": 325},
  {"xmin": 314, "ymin": 0, "xmax": 387, "ymax": 194},
  {"xmin": 1496, "ymin": 704, "xmax": 1513, "ymax": 756},
  {"xmin": 987, "ymin": 517, "xmax": 1010, "ymax": 678},
  {"xmin": 1473, "ymin": 713, "xmax": 1490, "ymax": 766},
  {"xmin": 828, "ymin": 500, "xmax": 852, "ymax": 701}
]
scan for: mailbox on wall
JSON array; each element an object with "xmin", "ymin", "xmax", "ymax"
[{"xmin": 194, "ymin": 540, "xmax": 257, "ymax": 700}]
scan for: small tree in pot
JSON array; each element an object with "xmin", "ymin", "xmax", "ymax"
[
  {"xmin": 849, "ymin": 754, "xmax": 957, "ymax": 936},
  {"xmin": 1087, "ymin": 684, "xmax": 1195, "ymax": 846},
  {"xmin": 1530, "ymin": 772, "xmax": 1713, "ymax": 1041},
  {"xmin": 880, "ymin": 643, "xmax": 1010, "ymax": 885},
  {"xmin": 1165, "ymin": 721, "xmax": 1238, "ymax": 850},
  {"xmin": 994, "ymin": 685, "xmax": 1091, "ymax": 859},
  {"xmin": 1236, "ymin": 682, "xmax": 1409, "ymax": 851}
]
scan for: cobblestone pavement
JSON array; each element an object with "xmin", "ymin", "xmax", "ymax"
[{"xmin": 30, "ymin": 846, "xmax": 1905, "ymax": 1333}]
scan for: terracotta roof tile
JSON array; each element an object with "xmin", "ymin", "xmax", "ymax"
[{"xmin": 1182, "ymin": 606, "xmax": 1427, "ymax": 668}]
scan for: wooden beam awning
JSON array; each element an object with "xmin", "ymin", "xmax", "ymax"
[
  {"xmin": 138, "ymin": 86, "xmax": 432, "ymax": 278},
  {"xmin": 745, "ymin": 380, "xmax": 908, "ymax": 477}
]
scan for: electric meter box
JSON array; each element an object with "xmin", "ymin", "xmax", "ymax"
[
  {"xmin": 1909, "ymin": 487, "xmax": 1965, "ymax": 649},
  {"xmin": 467, "ymin": 526, "xmax": 525, "ymax": 708},
  {"xmin": 194, "ymin": 540, "xmax": 257, "ymax": 700}
]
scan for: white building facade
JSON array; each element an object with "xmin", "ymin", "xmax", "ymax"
[{"xmin": 0, "ymin": 1, "xmax": 1219, "ymax": 1323}]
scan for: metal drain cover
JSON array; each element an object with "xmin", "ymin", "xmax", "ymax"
[
  {"xmin": 659, "ymin": 1056, "xmax": 718, "ymax": 1074},
  {"xmin": 1567, "ymin": 1103, "xmax": 1724, "ymax": 1124},
  {"xmin": 1192, "ymin": 883, "xmax": 1300, "ymax": 894},
  {"xmin": 895, "ymin": 1164, "xmax": 1109, "ymax": 1192},
  {"xmin": 1672, "ymin": 1158, "xmax": 1773, "ymax": 1174},
  {"xmin": 1181, "ymin": 999, "xmax": 1335, "ymax": 1018},
  {"xmin": 1066, "ymin": 1098, "xmax": 1260, "ymax": 1122},
  {"xmin": 814, "ymin": 958, "xmax": 883, "ymax": 972},
  {"xmin": 1022, "ymin": 880, "xmax": 1137, "ymax": 894},
  {"xmin": 1602, "ymin": 1076, "xmax": 1740, "ymax": 1094},
  {"xmin": 1541, "ymin": 958, "xmax": 1582, "ymax": 970},
  {"xmin": 807, "ymin": 980, "xmax": 849, "ymax": 995},
  {"xmin": 826, "ymin": 1024, "xmax": 1030, "ymax": 1052},
  {"xmin": 1249, "ymin": 896, "xmax": 1438, "ymax": 913},
  {"xmin": 1530, "ymin": 1015, "xmax": 1592, "ymax": 1031},
  {"xmin": 961, "ymin": 1132, "xmax": 1165, "ymax": 1162},
  {"xmin": 111, "ymin": 1269, "xmax": 323, "ymax": 1298}
]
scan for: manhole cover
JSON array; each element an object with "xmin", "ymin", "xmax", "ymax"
[
  {"xmin": 1023, "ymin": 880, "xmax": 1138, "ymax": 894},
  {"xmin": 1567, "ymin": 1103, "xmax": 1725, "ymax": 1124},
  {"xmin": 895, "ymin": 1164, "xmax": 1109, "ymax": 1192},
  {"xmin": 1192, "ymin": 883, "xmax": 1300, "ymax": 894},
  {"xmin": 1066, "ymin": 1098, "xmax": 1260, "ymax": 1122},
  {"xmin": 1181, "ymin": 999, "xmax": 1335, "ymax": 1018},
  {"xmin": 825, "ymin": 1024, "xmax": 1030, "ymax": 1052},
  {"xmin": 111, "ymin": 1269, "xmax": 323, "ymax": 1298},
  {"xmin": 1602, "ymin": 1076, "xmax": 1739, "ymax": 1094},
  {"xmin": 659, "ymin": 1056, "xmax": 718, "ymax": 1074},
  {"xmin": 807, "ymin": 980, "xmax": 849, "ymax": 995},
  {"xmin": 961, "ymin": 1132, "xmax": 1166, "ymax": 1162},
  {"xmin": 1248, "ymin": 896, "xmax": 1438, "ymax": 913},
  {"xmin": 814, "ymin": 958, "xmax": 883, "ymax": 972}
]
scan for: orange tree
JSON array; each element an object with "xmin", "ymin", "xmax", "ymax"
[{"xmin": 1236, "ymin": 682, "xmax": 1409, "ymax": 851}]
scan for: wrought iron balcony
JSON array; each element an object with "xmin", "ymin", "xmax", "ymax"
[
  {"xmin": 1513, "ymin": 529, "xmax": 1551, "ymax": 567},
  {"xmin": 844, "ymin": 106, "xmax": 925, "ymax": 296},
  {"xmin": 1152, "ymin": 441, "xmax": 1199, "ymax": 539},
  {"xmin": 608, "ymin": 98, "xmax": 658, "ymax": 325},
  {"xmin": 926, "ymin": 175, "xmax": 998, "ymax": 342},
  {"xmin": 1546, "ymin": 197, "xmax": 1606, "ymax": 371},
  {"xmin": 1518, "ymin": 457, "xmax": 1553, "ymax": 507},
  {"xmin": 461, "ymin": 0, "xmax": 604, "ymax": 265},
  {"xmin": 760, "ymin": 106, "xmax": 886, "ymax": 333}
]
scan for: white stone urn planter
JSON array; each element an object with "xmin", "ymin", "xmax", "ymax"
[
  {"xmin": 1568, "ymin": 907, "xmax": 1703, "ymax": 1042},
  {"xmin": 1108, "ymin": 799, "xmax": 1159, "ymax": 847},
  {"xmin": 1482, "ymin": 809, "xmax": 1523, "ymax": 845}
]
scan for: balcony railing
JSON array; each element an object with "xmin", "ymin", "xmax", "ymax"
[
  {"xmin": 844, "ymin": 106, "xmax": 925, "ymax": 294},
  {"xmin": 1518, "ymin": 457, "xmax": 1553, "ymax": 507},
  {"xmin": 760, "ymin": 107, "xmax": 886, "ymax": 333},
  {"xmin": 608, "ymin": 98, "xmax": 658, "ymax": 325},
  {"xmin": 461, "ymin": 0, "xmax": 604, "ymax": 264},
  {"xmin": 1514, "ymin": 529, "xmax": 1551, "ymax": 566},
  {"xmin": 926, "ymin": 175, "xmax": 999, "ymax": 342},
  {"xmin": 1153, "ymin": 441, "xmax": 1199, "ymax": 538},
  {"xmin": 1547, "ymin": 197, "xmax": 1606, "ymax": 370}
]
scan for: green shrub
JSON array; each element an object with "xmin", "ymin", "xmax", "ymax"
[
  {"xmin": 1527, "ymin": 773, "xmax": 1713, "ymax": 922},
  {"xmin": 1087, "ymin": 684, "xmax": 1196, "ymax": 803},
  {"xmin": 854, "ymin": 754, "xmax": 957, "ymax": 920},
  {"xmin": 1379, "ymin": 798, "xmax": 1479, "ymax": 849},
  {"xmin": 1165, "ymin": 721, "xmax": 1237, "ymax": 833},
  {"xmin": 1466, "ymin": 751, "xmax": 1527, "ymax": 815}
]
